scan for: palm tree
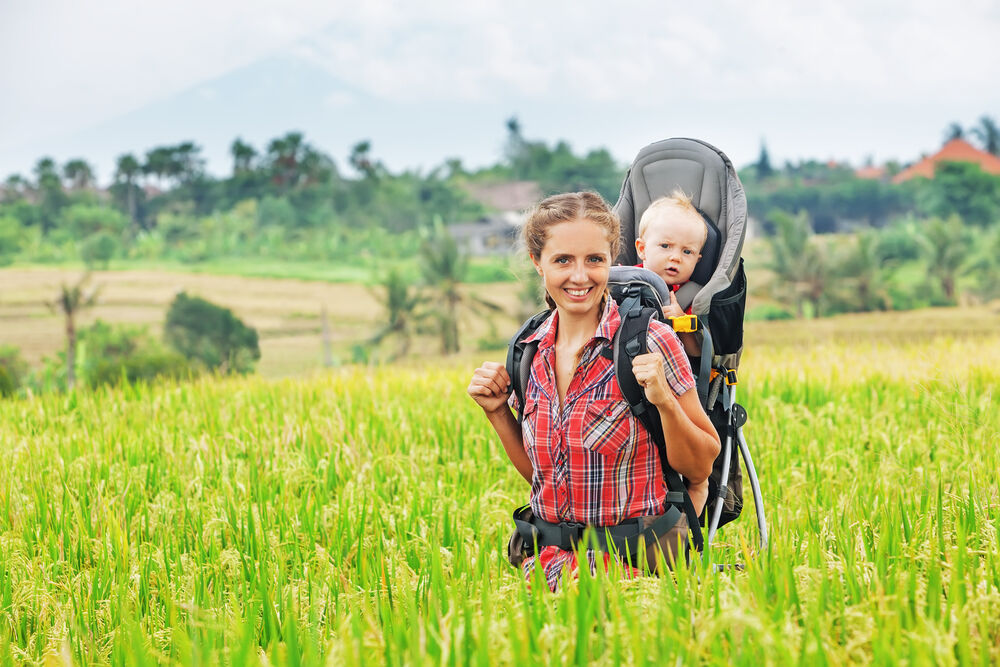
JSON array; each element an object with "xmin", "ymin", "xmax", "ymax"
[
  {"xmin": 349, "ymin": 140, "xmax": 378, "ymax": 180},
  {"xmin": 63, "ymin": 159, "xmax": 95, "ymax": 190},
  {"xmin": 918, "ymin": 216, "xmax": 971, "ymax": 303},
  {"xmin": 48, "ymin": 273, "xmax": 99, "ymax": 390},
  {"xmin": 266, "ymin": 131, "xmax": 306, "ymax": 189},
  {"xmin": 944, "ymin": 122, "xmax": 965, "ymax": 142},
  {"xmin": 765, "ymin": 210, "xmax": 828, "ymax": 317},
  {"xmin": 971, "ymin": 116, "xmax": 1000, "ymax": 156},
  {"xmin": 831, "ymin": 231, "xmax": 892, "ymax": 312},
  {"xmin": 114, "ymin": 153, "xmax": 142, "ymax": 224},
  {"xmin": 369, "ymin": 269, "xmax": 426, "ymax": 360},
  {"xmin": 34, "ymin": 157, "xmax": 66, "ymax": 231},
  {"xmin": 419, "ymin": 219, "xmax": 501, "ymax": 354},
  {"xmin": 230, "ymin": 138, "xmax": 257, "ymax": 175}
]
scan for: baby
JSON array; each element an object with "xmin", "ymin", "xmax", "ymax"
[{"xmin": 635, "ymin": 190, "xmax": 708, "ymax": 357}]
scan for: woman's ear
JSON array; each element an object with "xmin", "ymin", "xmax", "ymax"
[{"xmin": 530, "ymin": 253, "xmax": 542, "ymax": 275}]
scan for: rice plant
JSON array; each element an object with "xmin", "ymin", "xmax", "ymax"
[{"xmin": 0, "ymin": 328, "xmax": 998, "ymax": 665}]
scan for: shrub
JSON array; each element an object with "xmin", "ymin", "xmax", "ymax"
[
  {"xmin": 164, "ymin": 292, "xmax": 260, "ymax": 374},
  {"xmin": 745, "ymin": 304, "xmax": 795, "ymax": 321},
  {"xmin": 0, "ymin": 345, "xmax": 29, "ymax": 397},
  {"xmin": 0, "ymin": 216, "xmax": 24, "ymax": 266},
  {"xmin": 78, "ymin": 320, "xmax": 191, "ymax": 388},
  {"xmin": 80, "ymin": 231, "xmax": 120, "ymax": 269}
]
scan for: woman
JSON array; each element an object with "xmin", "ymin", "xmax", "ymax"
[{"xmin": 467, "ymin": 192, "xmax": 720, "ymax": 590}]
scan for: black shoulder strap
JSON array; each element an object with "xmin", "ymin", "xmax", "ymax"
[
  {"xmin": 613, "ymin": 307, "xmax": 705, "ymax": 553},
  {"xmin": 504, "ymin": 310, "xmax": 551, "ymax": 422}
]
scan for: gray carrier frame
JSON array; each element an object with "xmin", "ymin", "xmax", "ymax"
[{"xmin": 613, "ymin": 137, "xmax": 767, "ymax": 552}]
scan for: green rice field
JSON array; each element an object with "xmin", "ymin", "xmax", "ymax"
[{"xmin": 1, "ymin": 315, "xmax": 999, "ymax": 664}]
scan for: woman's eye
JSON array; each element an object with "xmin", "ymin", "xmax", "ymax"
[
  {"xmin": 588, "ymin": 256, "xmax": 605, "ymax": 263},
  {"xmin": 555, "ymin": 257, "xmax": 569, "ymax": 264}
]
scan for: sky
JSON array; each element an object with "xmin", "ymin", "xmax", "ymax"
[{"xmin": 2, "ymin": 0, "xmax": 999, "ymax": 184}]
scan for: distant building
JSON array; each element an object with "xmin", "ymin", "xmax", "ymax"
[
  {"xmin": 452, "ymin": 180, "xmax": 541, "ymax": 255},
  {"xmin": 463, "ymin": 181, "xmax": 541, "ymax": 214},
  {"xmin": 854, "ymin": 165, "xmax": 887, "ymax": 181},
  {"xmin": 448, "ymin": 214, "xmax": 522, "ymax": 256},
  {"xmin": 893, "ymin": 138, "xmax": 1000, "ymax": 183}
]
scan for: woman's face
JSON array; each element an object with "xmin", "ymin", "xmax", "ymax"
[{"xmin": 532, "ymin": 218, "xmax": 612, "ymax": 319}]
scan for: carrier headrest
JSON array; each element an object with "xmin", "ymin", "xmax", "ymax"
[
  {"xmin": 613, "ymin": 138, "xmax": 738, "ymax": 269},
  {"xmin": 690, "ymin": 208, "xmax": 721, "ymax": 286},
  {"xmin": 607, "ymin": 266, "xmax": 672, "ymax": 310}
]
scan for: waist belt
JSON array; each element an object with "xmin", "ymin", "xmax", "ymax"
[{"xmin": 513, "ymin": 492, "xmax": 685, "ymax": 563}]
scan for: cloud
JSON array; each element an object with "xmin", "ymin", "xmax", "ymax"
[
  {"xmin": 2, "ymin": 0, "xmax": 997, "ymax": 173},
  {"xmin": 0, "ymin": 0, "xmax": 347, "ymax": 150}
]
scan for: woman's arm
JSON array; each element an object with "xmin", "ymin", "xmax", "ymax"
[
  {"xmin": 467, "ymin": 361, "xmax": 534, "ymax": 483},
  {"xmin": 631, "ymin": 353, "xmax": 720, "ymax": 483}
]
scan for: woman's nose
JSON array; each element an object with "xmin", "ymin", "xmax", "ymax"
[{"xmin": 571, "ymin": 261, "xmax": 588, "ymax": 281}]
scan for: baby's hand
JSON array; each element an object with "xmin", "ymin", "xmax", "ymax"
[{"xmin": 663, "ymin": 290, "xmax": 685, "ymax": 319}]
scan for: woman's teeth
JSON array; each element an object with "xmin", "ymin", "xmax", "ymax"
[{"xmin": 566, "ymin": 288, "xmax": 590, "ymax": 297}]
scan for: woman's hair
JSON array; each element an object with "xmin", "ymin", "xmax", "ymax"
[
  {"xmin": 523, "ymin": 191, "xmax": 621, "ymax": 310},
  {"xmin": 524, "ymin": 191, "xmax": 622, "ymax": 261}
]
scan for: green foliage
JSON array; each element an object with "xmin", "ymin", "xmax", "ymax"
[
  {"xmin": 745, "ymin": 304, "xmax": 794, "ymax": 321},
  {"xmin": 59, "ymin": 203, "xmax": 129, "ymax": 238},
  {"xmin": 418, "ymin": 220, "xmax": 503, "ymax": 354},
  {"xmin": 916, "ymin": 215, "xmax": 973, "ymax": 304},
  {"xmin": 77, "ymin": 320, "xmax": 191, "ymax": 388},
  {"xmin": 79, "ymin": 231, "xmax": 120, "ymax": 269},
  {"xmin": 0, "ymin": 345, "xmax": 28, "ymax": 397},
  {"xmin": 164, "ymin": 292, "xmax": 260, "ymax": 374},
  {"xmin": 0, "ymin": 215, "xmax": 24, "ymax": 265},
  {"xmin": 764, "ymin": 210, "xmax": 829, "ymax": 317},
  {"xmin": 916, "ymin": 161, "xmax": 1000, "ymax": 227},
  {"xmin": 369, "ymin": 268, "xmax": 427, "ymax": 360}
]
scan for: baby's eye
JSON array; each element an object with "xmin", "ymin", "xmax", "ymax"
[
  {"xmin": 683, "ymin": 249, "xmax": 693, "ymax": 255},
  {"xmin": 659, "ymin": 243, "xmax": 671, "ymax": 249}
]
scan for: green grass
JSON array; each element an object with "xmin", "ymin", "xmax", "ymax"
[
  {"xmin": 0, "ymin": 330, "xmax": 998, "ymax": 664},
  {"xmin": 7, "ymin": 255, "xmax": 518, "ymax": 285}
]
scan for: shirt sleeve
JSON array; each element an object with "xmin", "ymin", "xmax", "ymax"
[{"xmin": 646, "ymin": 320, "xmax": 696, "ymax": 395}]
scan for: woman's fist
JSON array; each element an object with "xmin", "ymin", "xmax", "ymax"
[
  {"xmin": 467, "ymin": 361, "xmax": 512, "ymax": 414},
  {"xmin": 631, "ymin": 352, "xmax": 673, "ymax": 407}
]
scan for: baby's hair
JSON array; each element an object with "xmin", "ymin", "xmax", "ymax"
[
  {"xmin": 637, "ymin": 188, "xmax": 708, "ymax": 248},
  {"xmin": 523, "ymin": 191, "xmax": 620, "ymax": 309}
]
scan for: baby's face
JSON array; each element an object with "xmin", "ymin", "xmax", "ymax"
[{"xmin": 636, "ymin": 216, "xmax": 704, "ymax": 285}]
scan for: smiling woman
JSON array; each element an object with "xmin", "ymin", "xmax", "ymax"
[{"xmin": 466, "ymin": 191, "xmax": 720, "ymax": 591}]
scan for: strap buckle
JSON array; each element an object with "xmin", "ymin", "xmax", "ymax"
[
  {"xmin": 668, "ymin": 314, "xmax": 698, "ymax": 333},
  {"xmin": 560, "ymin": 522, "xmax": 586, "ymax": 549}
]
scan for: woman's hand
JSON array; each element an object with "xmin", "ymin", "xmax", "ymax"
[
  {"xmin": 631, "ymin": 352, "xmax": 674, "ymax": 407},
  {"xmin": 467, "ymin": 361, "xmax": 512, "ymax": 414}
]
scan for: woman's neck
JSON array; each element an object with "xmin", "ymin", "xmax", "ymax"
[{"xmin": 554, "ymin": 305, "xmax": 602, "ymax": 350}]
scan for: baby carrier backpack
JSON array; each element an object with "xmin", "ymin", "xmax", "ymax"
[{"xmin": 506, "ymin": 138, "xmax": 767, "ymax": 559}]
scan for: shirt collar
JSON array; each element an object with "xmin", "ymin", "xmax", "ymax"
[{"xmin": 523, "ymin": 297, "xmax": 621, "ymax": 349}]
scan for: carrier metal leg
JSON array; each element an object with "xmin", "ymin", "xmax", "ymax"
[
  {"xmin": 705, "ymin": 429, "xmax": 733, "ymax": 547},
  {"xmin": 738, "ymin": 426, "xmax": 768, "ymax": 551}
]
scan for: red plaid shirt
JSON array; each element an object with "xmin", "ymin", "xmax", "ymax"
[{"xmin": 511, "ymin": 299, "xmax": 695, "ymax": 589}]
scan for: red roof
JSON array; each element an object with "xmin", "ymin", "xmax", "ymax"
[
  {"xmin": 893, "ymin": 138, "xmax": 1000, "ymax": 183},
  {"xmin": 854, "ymin": 166, "xmax": 886, "ymax": 180}
]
